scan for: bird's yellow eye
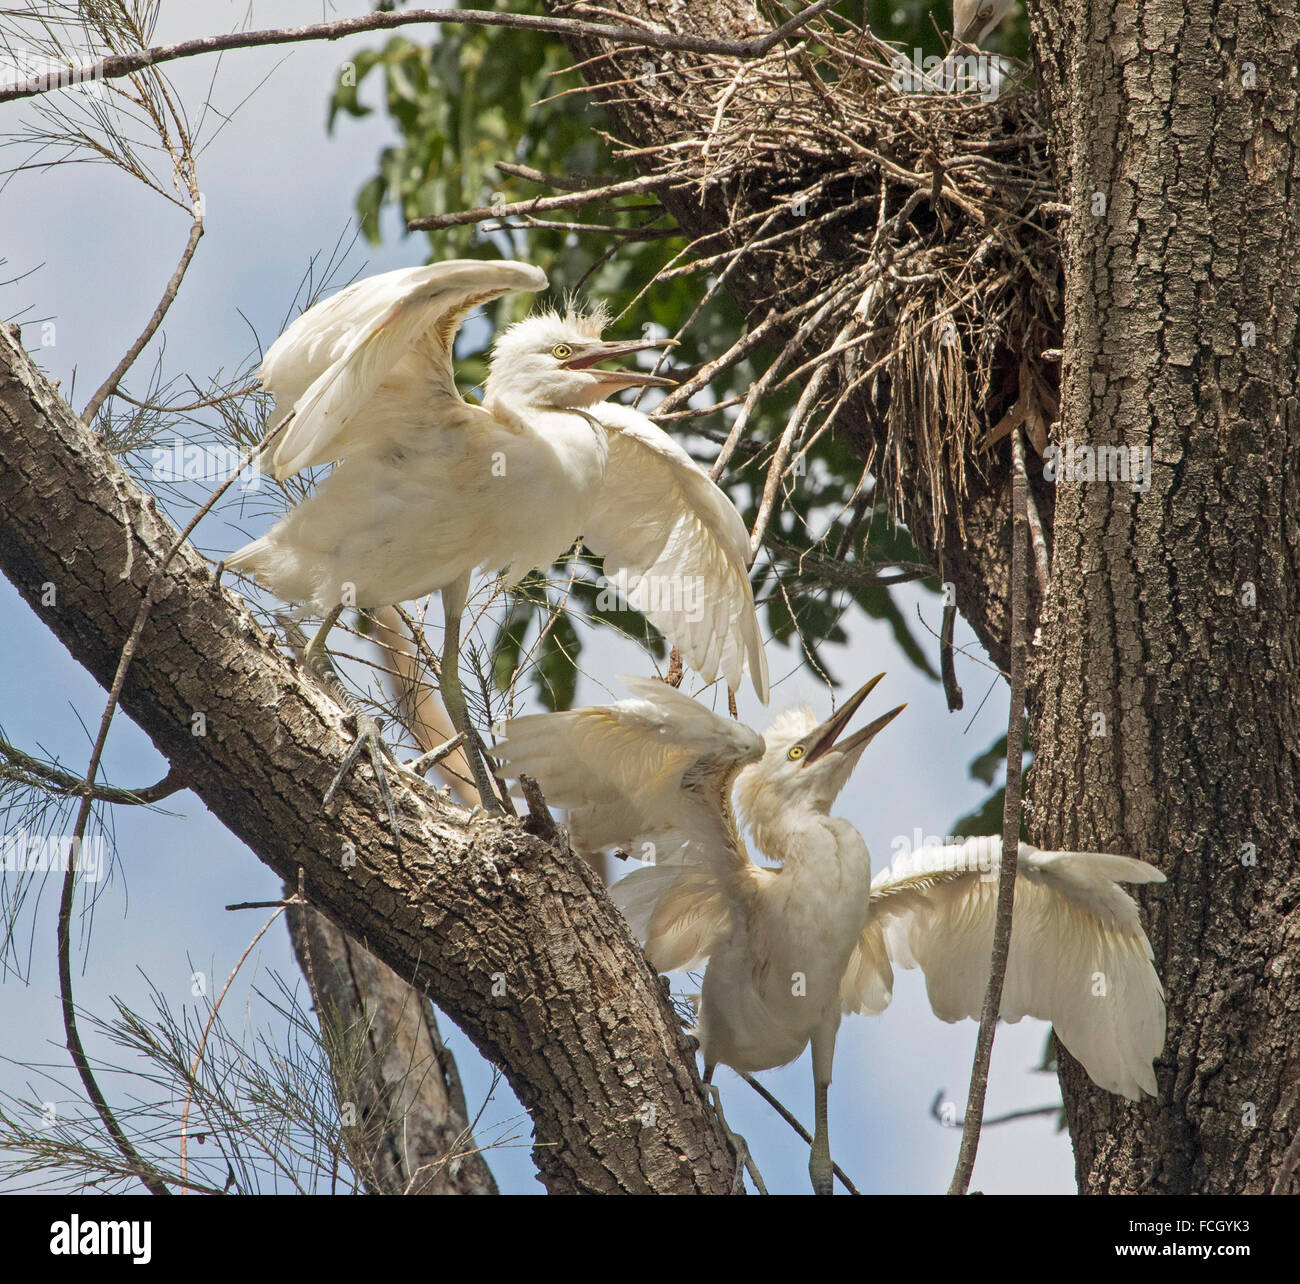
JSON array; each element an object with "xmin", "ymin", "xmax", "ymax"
[
  {"xmin": 552, "ymin": 343, "xmax": 573, "ymax": 360},
  {"xmin": 787, "ymin": 745, "xmax": 805, "ymax": 761}
]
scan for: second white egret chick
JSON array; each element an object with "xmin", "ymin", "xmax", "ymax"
[
  {"xmin": 493, "ymin": 678, "xmax": 1166, "ymax": 1194},
  {"xmin": 227, "ymin": 260, "xmax": 768, "ymax": 832}
]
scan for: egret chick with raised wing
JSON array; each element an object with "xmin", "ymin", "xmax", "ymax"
[
  {"xmin": 228, "ymin": 260, "xmax": 768, "ymax": 831},
  {"xmin": 494, "ymin": 677, "xmax": 1166, "ymax": 1194}
]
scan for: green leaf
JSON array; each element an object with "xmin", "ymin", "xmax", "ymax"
[
  {"xmin": 355, "ymin": 173, "xmax": 387, "ymax": 246},
  {"xmin": 534, "ymin": 612, "xmax": 580, "ymax": 711}
]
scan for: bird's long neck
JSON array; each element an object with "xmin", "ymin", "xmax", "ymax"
[
  {"xmin": 482, "ymin": 386, "xmax": 605, "ymax": 437},
  {"xmin": 749, "ymin": 802, "xmax": 851, "ymax": 872}
]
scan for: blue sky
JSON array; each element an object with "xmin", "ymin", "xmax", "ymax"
[{"xmin": 0, "ymin": 2, "xmax": 1073, "ymax": 1195}]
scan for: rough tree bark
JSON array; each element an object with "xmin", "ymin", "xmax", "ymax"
[
  {"xmin": 1024, "ymin": 0, "xmax": 1300, "ymax": 1193},
  {"xmin": 0, "ymin": 324, "xmax": 736, "ymax": 1194}
]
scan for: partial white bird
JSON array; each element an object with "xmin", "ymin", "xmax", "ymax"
[
  {"xmin": 953, "ymin": 0, "xmax": 1015, "ymax": 47},
  {"xmin": 493, "ymin": 677, "xmax": 1166, "ymax": 1194},
  {"xmin": 227, "ymin": 260, "xmax": 768, "ymax": 824}
]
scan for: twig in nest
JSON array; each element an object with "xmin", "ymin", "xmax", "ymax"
[
  {"xmin": 654, "ymin": 308, "xmax": 779, "ymax": 416},
  {"xmin": 709, "ymin": 276, "xmax": 862, "ymax": 481},
  {"xmin": 408, "ymin": 171, "xmax": 686, "ymax": 232}
]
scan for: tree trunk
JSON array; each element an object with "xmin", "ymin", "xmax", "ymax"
[
  {"xmin": 1026, "ymin": 0, "xmax": 1300, "ymax": 1192},
  {"xmin": 284, "ymin": 897, "xmax": 498, "ymax": 1195},
  {"xmin": 0, "ymin": 324, "xmax": 736, "ymax": 1194}
]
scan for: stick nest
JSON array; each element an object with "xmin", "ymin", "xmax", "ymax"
[{"xmin": 589, "ymin": 18, "xmax": 1064, "ymax": 553}]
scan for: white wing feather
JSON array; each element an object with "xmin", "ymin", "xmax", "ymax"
[
  {"xmin": 843, "ymin": 838, "xmax": 1165, "ymax": 1099},
  {"xmin": 492, "ymin": 679, "xmax": 764, "ymax": 971},
  {"xmin": 493, "ymin": 676, "xmax": 760, "ymax": 856},
  {"xmin": 581, "ymin": 403, "xmax": 770, "ymax": 703},
  {"xmin": 262, "ymin": 260, "xmax": 547, "ymax": 478}
]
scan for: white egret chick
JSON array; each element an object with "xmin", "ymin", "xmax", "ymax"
[
  {"xmin": 227, "ymin": 260, "xmax": 768, "ymax": 828},
  {"xmin": 494, "ymin": 677, "xmax": 1166, "ymax": 1194},
  {"xmin": 953, "ymin": 0, "xmax": 1015, "ymax": 47}
]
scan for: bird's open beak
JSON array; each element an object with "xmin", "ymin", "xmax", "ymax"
[
  {"xmin": 803, "ymin": 673, "xmax": 906, "ymax": 765},
  {"xmin": 562, "ymin": 338, "xmax": 679, "ymax": 388}
]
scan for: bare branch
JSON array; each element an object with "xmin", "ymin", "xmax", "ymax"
[
  {"xmin": 947, "ymin": 427, "xmax": 1029, "ymax": 1196},
  {"xmin": 81, "ymin": 209, "xmax": 203, "ymax": 424},
  {"xmin": 0, "ymin": 2, "xmax": 841, "ymax": 106},
  {"xmin": 0, "ymin": 737, "xmax": 184, "ymax": 805}
]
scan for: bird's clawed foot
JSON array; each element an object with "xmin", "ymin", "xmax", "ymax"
[
  {"xmin": 704, "ymin": 1082, "xmax": 768, "ymax": 1195},
  {"xmin": 289, "ymin": 609, "xmax": 406, "ymax": 847},
  {"xmin": 323, "ymin": 707, "xmax": 403, "ymax": 847}
]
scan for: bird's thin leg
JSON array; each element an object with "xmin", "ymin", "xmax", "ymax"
[
  {"xmin": 301, "ymin": 603, "xmax": 344, "ymax": 678},
  {"xmin": 809, "ymin": 1021, "xmax": 839, "ymax": 1196},
  {"xmin": 701, "ymin": 1065, "xmax": 768, "ymax": 1196},
  {"xmin": 300, "ymin": 604, "xmax": 403, "ymax": 846},
  {"xmin": 439, "ymin": 575, "xmax": 502, "ymax": 813},
  {"xmin": 809, "ymin": 1079, "xmax": 833, "ymax": 1197}
]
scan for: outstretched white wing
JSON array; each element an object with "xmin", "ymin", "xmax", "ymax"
[
  {"xmin": 262, "ymin": 260, "xmax": 547, "ymax": 479},
  {"xmin": 492, "ymin": 678, "xmax": 765, "ymax": 971},
  {"xmin": 580, "ymin": 403, "xmax": 770, "ymax": 704},
  {"xmin": 841, "ymin": 837, "xmax": 1166, "ymax": 1099}
]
